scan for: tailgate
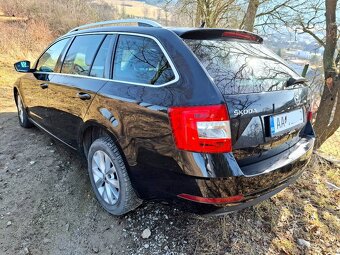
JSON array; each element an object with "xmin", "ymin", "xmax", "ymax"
[{"xmin": 225, "ymin": 87, "xmax": 309, "ymax": 165}]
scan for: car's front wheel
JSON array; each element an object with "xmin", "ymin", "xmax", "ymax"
[
  {"xmin": 16, "ymin": 94, "xmax": 33, "ymax": 128},
  {"xmin": 87, "ymin": 137, "xmax": 142, "ymax": 215}
]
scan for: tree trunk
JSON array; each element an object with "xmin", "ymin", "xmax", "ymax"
[
  {"xmin": 195, "ymin": 0, "xmax": 202, "ymax": 27},
  {"xmin": 313, "ymin": 0, "xmax": 339, "ymax": 148},
  {"xmin": 242, "ymin": 0, "xmax": 260, "ymax": 32}
]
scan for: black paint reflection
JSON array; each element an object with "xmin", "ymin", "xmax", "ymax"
[{"xmin": 185, "ymin": 39, "xmax": 301, "ymax": 95}]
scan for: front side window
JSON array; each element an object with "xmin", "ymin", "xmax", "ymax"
[
  {"xmin": 62, "ymin": 35, "xmax": 105, "ymax": 76},
  {"xmin": 113, "ymin": 35, "xmax": 175, "ymax": 85},
  {"xmin": 36, "ymin": 38, "xmax": 69, "ymax": 72}
]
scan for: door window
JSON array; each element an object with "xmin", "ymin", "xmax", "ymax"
[
  {"xmin": 36, "ymin": 38, "xmax": 69, "ymax": 72},
  {"xmin": 90, "ymin": 35, "xmax": 112, "ymax": 78},
  {"xmin": 113, "ymin": 35, "xmax": 175, "ymax": 85},
  {"xmin": 61, "ymin": 35, "xmax": 105, "ymax": 76}
]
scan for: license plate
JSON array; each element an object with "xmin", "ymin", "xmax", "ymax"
[{"xmin": 270, "ymin": 109, "xmax": 304, "ymax": 136}]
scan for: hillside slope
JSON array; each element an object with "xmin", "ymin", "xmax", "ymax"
[{"xmin": 97, "ymin": 0, "xmax": 171, "ymax": 21}]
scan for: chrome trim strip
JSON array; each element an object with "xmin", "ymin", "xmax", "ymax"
[
  {"xmin": 39, "ymin": 32, "xmax": 180, "ymax": 88},
  {"xmin": 29, "ymin": 111, "xmax": 43, "ymax": 120},
  {"xmin": 29, "ymin": 118, "xmax": 77, "ymax": 150},
  {"xmin": 35, "ymin": 72, "xmax": 112, "ymax": 83}
]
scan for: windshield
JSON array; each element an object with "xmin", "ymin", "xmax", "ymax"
[{"xmin": 184, "ymin": 39, "xmax": 301, "ymax": 95}]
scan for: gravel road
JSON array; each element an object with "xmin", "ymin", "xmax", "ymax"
[
  {"xmin": 0, "ymin": 105, "xmax": 205, "ymax": 255},
  {"xmin": 1, "ymin": 101, "xmax": 339, "ymax": 255}
]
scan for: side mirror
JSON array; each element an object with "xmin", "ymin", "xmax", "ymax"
[{"xmin": 14, "ymin": 61, "xmax": 32, "ymax": 73}]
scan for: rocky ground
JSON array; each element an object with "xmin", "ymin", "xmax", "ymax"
[{"xmin": 0, "ymin": 61, "xmax": 339, "ymax": 255}]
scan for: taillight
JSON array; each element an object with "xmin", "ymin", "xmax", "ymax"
[
  {"xmin": 307, "ymin": 111, "xmax": 313, "ymax": 121},
  {"xmin": 222, "ymin": 31, "xmax": 262, "ymax": 43},
  {"xmin": 168, "ymin": 104, "xmax": 232, "ymax": 153}
]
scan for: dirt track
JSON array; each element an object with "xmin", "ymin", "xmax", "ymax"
[
  {"xmin": 0, "ymin": 98, "xmax": 339, "ymax": 254},
  {"xmin": 0, "ymin": 102, "xmax": 210, "ymax": 254}
]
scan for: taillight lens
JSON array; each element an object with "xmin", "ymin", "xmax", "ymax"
[
  {"xmin": 168, "ymin": 104, "xmax": 232, "ymax": 153},
  {"xmin": 307, "ymin": 111, "xmax": 313, "ymax": 121},
  {"xmin": 222, "ymin": 31, "xmax": 261, "ymax": 42}
]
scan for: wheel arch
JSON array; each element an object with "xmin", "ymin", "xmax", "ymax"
[
  {"xmin": 80, "ymin": 120, "xmax": 124, "ymax": 160},
  {"xmin": 80, "ymin": 120, "xmax": 144, "ymax": 200}
]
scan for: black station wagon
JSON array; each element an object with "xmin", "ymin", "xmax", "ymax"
[{"xmin": 13, "ymin": 19, "xmax": 315, "ymax": 215}]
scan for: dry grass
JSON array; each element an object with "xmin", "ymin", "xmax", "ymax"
[
  {"xmin": 100, "ymin": 0, "xmax": 170, "ymax": 20},
  {"xmin": 187, "ymin": 155, "xmax": 339, "ymax": 254},
  {"xmin": 0, "ymin": 0, "xmax": 118, "ymax": 36},
  {"xmin": 319, "ymin": 129, "xmax": 340, "ymax": 159}
]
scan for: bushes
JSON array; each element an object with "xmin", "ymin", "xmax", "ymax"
[
  {"xmin": 0, "ymin": 0, "xmax": 118, "ymax": 61},
  {"xmin": 0, "ymin": 0, "xmax": 118, "ymax": 35},
  {"xmin": 0, "ymin": 20, "xmax": 53, "ymax": 61}
]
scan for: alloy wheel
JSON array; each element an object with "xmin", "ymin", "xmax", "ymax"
[
  {"xmin": 91, "ymin": 150, "xmax": 120, "ymax": 205},
  {"xmin": 17, "ymin": 95, "xmax": 24, "ymax": 123}
]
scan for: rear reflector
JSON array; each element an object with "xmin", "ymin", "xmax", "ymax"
[
  {"xmin": 222, "ymin": 31, "xmax": 260, "ymax": 42},
  {"xmin": 307, "ymin": 111, "xmax": 313, "ymax": 121},
  {"xmin": 168, "ymin": 104, "xmax": 232, "ymax": 153},
  {"xmin": 177, "ymin": 193, "xmax": 244, "ymax": 204}
]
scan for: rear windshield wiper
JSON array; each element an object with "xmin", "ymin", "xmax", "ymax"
[{"xmin": 286, "ymin": 77, "xmax": 306, "ymax": 87}]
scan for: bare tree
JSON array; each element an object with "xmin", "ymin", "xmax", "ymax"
[
  {"xmin": 241, "ymin": 0, "xmax": 259, "ymax": 31},
  {"xmin": 252, "ymin": 0, "xmax": 339, "ymax": 147},
  {"xmin": 170, "ymin": 0, "xmax": 339, "ymax": 147},
  {"xmin": 313, "ymin": 0, "xmax": 339, "ymax": 147},
  {"xmin": 169, "ymin": 0, "xmax": 242, "ymax": 28}
]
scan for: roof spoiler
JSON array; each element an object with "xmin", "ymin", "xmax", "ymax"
[{"xmin": 179, "ymin": 29, "xmax": 263, "ymax": 43}]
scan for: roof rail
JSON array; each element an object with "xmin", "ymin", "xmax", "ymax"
[{"xmin": 68, "ymin": 19, "xmax": 162, "ymax": 33}]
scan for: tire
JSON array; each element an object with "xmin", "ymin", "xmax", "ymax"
[
  {"xmin": 16, "ymin": 93, "xmax": 33, "ymax": 128},
  {"xmin": 87, "ymin": 137, "xmax": 142, "ymax": 215}
]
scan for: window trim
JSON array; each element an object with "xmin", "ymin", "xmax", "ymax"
[
  {"xmin": 89, "ymin": 35, "xmax": 107, "ymax": 77},
  {"xmin": 34, "ymin": 32, "xmax": 180, "ymax": 88}
]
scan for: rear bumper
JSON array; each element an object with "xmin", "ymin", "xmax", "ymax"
[
  {"xmin": 206, "ymin": 170, "xmax": 302, "ymax": 215},
  {"xmin": 129, "ymin": 135, "xmax": 314, "ymax": 214},
  {"xmin": 173, "ymin": 135, "xmax": 314, "ymax": 214}
]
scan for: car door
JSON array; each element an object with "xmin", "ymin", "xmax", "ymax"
[
  {"xmin": 20, "ymin": 38, "xmax": 70, "ymax": 128},
  {"xmin": 47, "ymin": 34, "xmax": 115, "ymax": 148}
]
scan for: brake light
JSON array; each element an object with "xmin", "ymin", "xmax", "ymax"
[
  {"xmin": 177, "ymin": 193, "xmax": 244, "ymax": 204},
  {"xmin": 168, "ymin": 104, "xmax": 232, "ymax": 153},
  {"xmin": 222, "ymin": 31, "xmax": 260, "ymax": 42},
  {"xmin": 307, "ymin": 111, "xmax": 313, "ymax": 121}
]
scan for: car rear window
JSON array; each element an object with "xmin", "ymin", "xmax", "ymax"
[{"xmin": 184, "ymin": 39, "xmax": 300, "ymax": 95}]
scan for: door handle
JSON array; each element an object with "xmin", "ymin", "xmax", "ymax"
[
  {"xmin": 40, "ymin": 83, "xmax": 48, "ymax": 89},
  {"xmin": 77, "ymin": 92, "xmax": 91, "ymax": 100}
]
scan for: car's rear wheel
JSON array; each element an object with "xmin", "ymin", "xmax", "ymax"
[
  {"xmin": 87, "ymin": 137, "xmax": 141, "ymax": 215},
  {"xmin": 16, "ymin": 94, "xmax": 33, "ymax": 128}
]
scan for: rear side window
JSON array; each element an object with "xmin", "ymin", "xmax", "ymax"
[
  {"xmin": 113, "ymin": 35, "xmax": 175, "ymax": 86},
  {"xmin": 90, "ymin": 35, "xmax": 112, "ymax": 78},
  {"xmin": 62, "ymin": 35, "xmax": 105, "ymax": 76},
  {"xmin": 36, "ymin": 39, "xmax": 69, "ymax": 72},
  {"xmin": 185, "ymin": 40, "xmax": 300, "ymax": 94}
]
